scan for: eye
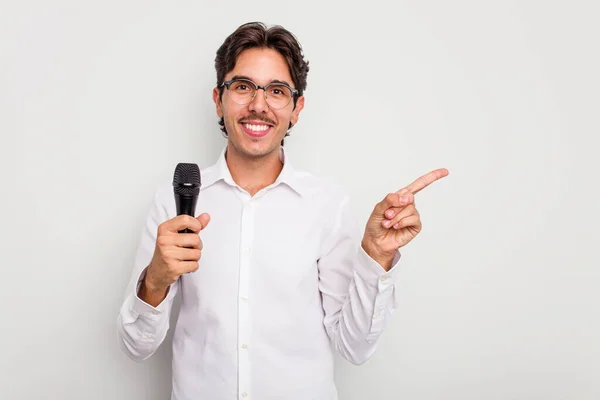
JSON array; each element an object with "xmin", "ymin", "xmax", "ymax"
[
  {"xmin": 268, "ymin": 85, "xmax": 291, "ymax": 97},
  {"xmin": 231, "ymin": 81, "xmax": 254, "ymax": 92}
]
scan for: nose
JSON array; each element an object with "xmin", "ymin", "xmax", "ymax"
[{"xmin": 248, "ymin": 88, "xmax": 269, "ymax": 114}]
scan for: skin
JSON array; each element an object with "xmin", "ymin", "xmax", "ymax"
[
  {"xmin": 361, "ymin": 168, "xmax": 449, "ymax": 270},
  {"xmin": 212, "ymin": 48, "xmax": 305, "ymax": 196},
  {"xmin": 140, "ymin": 47, "xmax": 448, "ymax": 306}
]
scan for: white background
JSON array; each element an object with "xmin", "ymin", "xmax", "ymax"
[{"xmin": 1, "ymin": 1, "xmax": 599, "ymax": 399}]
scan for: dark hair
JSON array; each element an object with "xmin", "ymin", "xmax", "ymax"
[{"xmin": 214, "ymin": 22, "xmax": 310, "ymax": 141}]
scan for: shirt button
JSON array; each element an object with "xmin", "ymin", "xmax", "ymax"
[
  {"xmin": 374, "ymin": 312, "xmax": 380, "ymax": 319},
  {"xmin": 243, "ymin": 247, "xmax": 250, "ymax": 254},
  {"xmin": 242, "ymin": 392, "xmax": 248, "ymax": 397},
  {"xmin": 241, "ymin": 344, "xmax": 248, "ymax": 349},
  {"xmin": 380, "ymin": 276, "xmax": 388, "ymax": 282},
  {"xmin": 241, "ymin": 296, "xmax": 248, "ymax": 301}
]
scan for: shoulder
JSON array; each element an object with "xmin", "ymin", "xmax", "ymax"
[{"xmin": 292, "ymin": 168, "xmax": 351, "ymax": 207}]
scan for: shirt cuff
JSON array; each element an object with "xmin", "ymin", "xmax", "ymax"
[{"xmin": 355, "ymin": 245, "xmax": 401, "ymax": 287}]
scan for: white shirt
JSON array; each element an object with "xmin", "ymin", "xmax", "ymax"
[{"xmin": 117, "ymin": 147, "xmax": 402, "ymax": 400}]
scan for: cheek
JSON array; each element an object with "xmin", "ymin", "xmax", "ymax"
[
  {"xmin": 275, "ymin": 108, "xmax": 294, "ymax": 124},
  {"xmin": 222, "ymin": 102, "xmax": 241, "ymax": 121}
]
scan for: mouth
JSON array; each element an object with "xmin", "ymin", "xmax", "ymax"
[{"xmin": 239, "ymin": 121, "xmax": 275, "ymax": 138}]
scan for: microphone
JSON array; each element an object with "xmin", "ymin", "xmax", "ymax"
[{"xmin": 172, "ymin": 163, "xmax": 201, "ymax": 233}]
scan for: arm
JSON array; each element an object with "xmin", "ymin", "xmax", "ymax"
[
  {"xmin": 318, "ymin": 196, "xmax": 401, "ymax": 366},
  {"xmin": 116, "ymin": 189, "xmax": 179, "ymax": 361},
  {"xmin": 319, "ymin": 168, "xmax": 449, "ymax": 365}
]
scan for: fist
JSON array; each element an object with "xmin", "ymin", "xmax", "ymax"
[{"xmin": 145, "ymin": 213, "xmax": 211, "ymax": 292}]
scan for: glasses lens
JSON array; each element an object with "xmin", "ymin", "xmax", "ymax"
[
  {"xmin": 265, "ymin": 84, "xmax": 293, "ymax": 109},
  {"xmin": 228, "ymin": 80, "xmax": 256, "ymax": 104}
]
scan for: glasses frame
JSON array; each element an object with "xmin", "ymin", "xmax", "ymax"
[{"xmin": 220, "ymin": 78, "xmax": 299, "ymax": 109}]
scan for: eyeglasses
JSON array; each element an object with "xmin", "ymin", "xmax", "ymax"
[{"xmin": 220, "ymin": 78, "xmax": 298, "ymax": 109}]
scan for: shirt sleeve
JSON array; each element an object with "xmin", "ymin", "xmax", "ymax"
[
  {"xmin": 317, "ymin": 195, "xmax": 402, "ymax": 365},
  {"xmin": 116, "ymin": 188, "xmax": 179, "ymax": 361}
]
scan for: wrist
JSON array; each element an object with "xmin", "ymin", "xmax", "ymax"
[
  {"xmin": 361, "ymin": 239, "xmax": 395, "ymax": 271},
  {"xmin": 139, "ymin": 270, "xmax": 169, "ymax": 308},
  {"xmin": 143, "ymin": 265, "xmax": 168, "ymax": 293}
]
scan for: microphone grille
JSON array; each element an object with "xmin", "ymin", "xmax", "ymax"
[{"xmin": 173, "ymin": 163, "xmax": 201, "ymax": 196}]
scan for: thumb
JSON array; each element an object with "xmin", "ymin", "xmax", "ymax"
[{"xmin": 197, "ymin": 213, "xmax": 211, "ymax": 230}]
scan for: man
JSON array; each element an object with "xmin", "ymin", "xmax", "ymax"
[{"xmin": 117, "ymin": 21, "xmax": 448, "ymax": 400}]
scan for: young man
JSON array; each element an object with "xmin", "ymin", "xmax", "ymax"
[{"xmin": 117, "ymin": 22, "xmax": 448, "ymax": 400}]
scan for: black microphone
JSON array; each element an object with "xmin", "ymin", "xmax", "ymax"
[{"xmin": 173, "ymin": 163, "xmax": 201, "ymax": 233}]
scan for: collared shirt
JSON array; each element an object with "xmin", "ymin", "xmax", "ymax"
[{"xmin": 117, "ymin": 146, "xmax": 401, "ymax": 400}]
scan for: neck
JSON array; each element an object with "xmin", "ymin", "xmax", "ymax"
[{"xmin": 225, "ymin": 143, "xmax": 283, "ymax": 196}]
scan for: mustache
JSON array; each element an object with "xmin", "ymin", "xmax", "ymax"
[{"xmin": 238, "ymin": 114, "xmax": 276, "ymax": 126}]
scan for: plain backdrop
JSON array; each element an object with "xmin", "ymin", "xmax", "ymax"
[{"xmin": 1, "ymin": 1, "xmax": 599, "ymax": 399}]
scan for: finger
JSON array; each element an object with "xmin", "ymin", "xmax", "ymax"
[
  {"xmin": 178, "ymin": 260, "xmax": 199, "ymax": 274},
  {"xmin": 161, "ymin": 215, "xmax": 205, "ymax": 235},
  {"xmin": 379, "ymin": 192, "xmax": 414, "ymax": 213},
  {"xmin": 197, "ymin": 213, "xmax": 211, "ymax": 231},
  {"xmin": 174, "ymin": 234, "xmax": 203, "ymax": 250},
  {"xmin": 397, "ymin": 168, "xmax": 449, "ymax": 195},
  {"xmin": 393, "ymin": 214, "xmax": 421, "ymax": 230},
  {"xmin": 175, "ymin": 248, "xmax": 202, "ymax": 262},
  {"xmin": 382, "ymin": 205, "xmax": 416, "ymax": 228},
  {"xmin": 158, "ymin": 233, "xmax": 202, "ymax": 249},
  {"xmin": 384, "ymin": 195, "xmax": 416, "ymax": 220}
]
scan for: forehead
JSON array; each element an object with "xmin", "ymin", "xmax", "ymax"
[{"xmin": 226, "ymin": 47, "xmax": 293, "ymax": 86}]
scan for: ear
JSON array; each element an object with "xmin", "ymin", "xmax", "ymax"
[
  {"xmin": 290, "ymin": 95, "xmax": 305, "ymax": 126},
  {"xmin": 213, "ymin": 87, "xmax": 223, "ymax": 117}
]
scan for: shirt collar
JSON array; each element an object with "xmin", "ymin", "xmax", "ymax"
[{"xmin": 201, "ymin": 146, "xmax": 306, "ymax": 196}]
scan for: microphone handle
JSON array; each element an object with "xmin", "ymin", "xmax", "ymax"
[{"xmin": 175, "ymin": 193, "xmax": 198, "ymax": 234}]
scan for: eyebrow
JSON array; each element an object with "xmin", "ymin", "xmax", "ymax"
[{"xmin": 230, "ymin": 75, "xmax": 294, "ymax": 88}]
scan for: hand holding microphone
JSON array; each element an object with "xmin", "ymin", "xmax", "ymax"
[{"xmin": 140, "ymin": 163, "xmax": 210, "ymax": 306}]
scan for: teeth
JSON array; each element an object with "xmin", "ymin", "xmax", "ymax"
[{"xmin": 244, "ymin": 123, "xmax": 269, "ymax": 132}]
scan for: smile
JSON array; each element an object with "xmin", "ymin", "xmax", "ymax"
[{"xmin": 241, "ymin": 122, "xmax": 273, "ymax": 138}]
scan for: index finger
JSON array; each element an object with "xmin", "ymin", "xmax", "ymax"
[
  {"xmin": 397, "ymin": 168, "xmax": 449, "ymax": 195},
  {"xmin": 163, "ymin": 214, "xmax": 204, "ymax": 234}
]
